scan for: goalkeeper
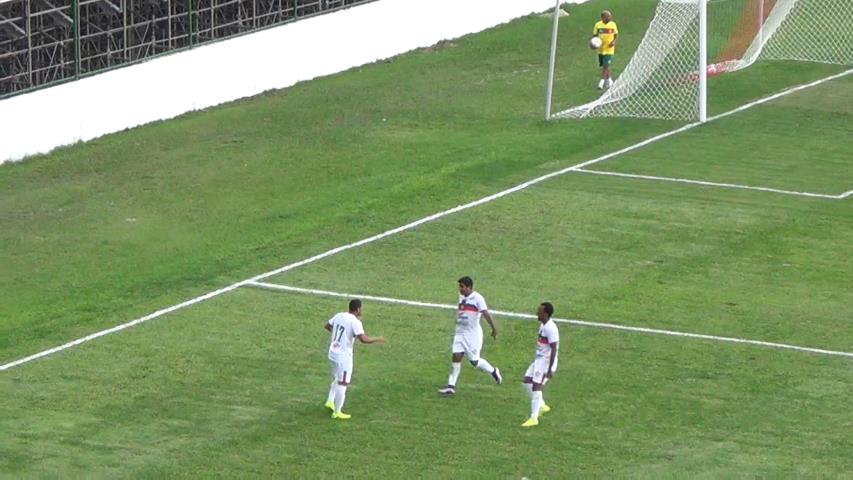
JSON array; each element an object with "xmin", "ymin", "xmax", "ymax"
[{"xmin": 592, "ymin": 10, "xmax": 619, "ymax": 89}]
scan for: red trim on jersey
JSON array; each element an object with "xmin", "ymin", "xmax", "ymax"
[
  {"xmin": 459, "ymin": 304, "xmax": 479, "ymax": 313},
  {"xmin": 538, "ymin": 336, "xmax": 549, "ymax": 345}
]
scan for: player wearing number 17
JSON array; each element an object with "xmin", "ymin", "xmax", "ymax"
[{"xmin": 324, "ymin": 299, "xmax": 385, "ymax": 420}]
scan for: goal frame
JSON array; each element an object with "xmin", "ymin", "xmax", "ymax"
[{"xmin": 544, "ymin": 0, "xmax": 710, "ymax": 122}]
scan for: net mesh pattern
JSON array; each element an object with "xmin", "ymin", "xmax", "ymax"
[{"xmin": 552, "ymin": 0, "xmax": 851, "ymax": 121}]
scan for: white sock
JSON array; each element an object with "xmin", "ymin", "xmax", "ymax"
[
  {"xmin": 327, "ymin": 382, "xmax": 336, "ymax": 403},
  {"xmin": 334, "ymin": 385, "xmax": 347, "ymax": 413},
  {"xmin": 598, "ymin": 79, "xmax": 605, "ymax": 88},
  {"xmin": 606, "ymin": 78, "xmax": 613, "ymax": 87},
  {"xmin": 476, "ymin": 358, "xmax": 495, "ymax": 374},
  {"xmin": 447, "ymin": 362, "xmax": 461, "ymax": 387},
  {"xmin": 530, "ymin": 391, "xmax": 543, "ymax": 419},
  {"xmin": 522, "ymin": 383, "xmax": 533, "ymax": 397}
]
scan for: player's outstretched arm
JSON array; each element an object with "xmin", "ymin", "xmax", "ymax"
[
  {"xmin": 482, "ymin": 311, "xmax": 498, "ymax": 339},
  {"xmin": 357, "ymin": 333, "xmax": 386, "ymax": 344}
]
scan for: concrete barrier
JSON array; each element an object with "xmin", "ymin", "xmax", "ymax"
[{"xmin": 0, "ymin": 0, "xmax": 569, "ymax": 163}]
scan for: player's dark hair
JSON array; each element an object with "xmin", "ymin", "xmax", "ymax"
[
  {"xmin": 540, "ymin": 302, "xmax": 554, "ymax": 318},
  {"xmin": 458, "ymin": 276, "xmax": 474, "ymax": 288},
  {"xmin": 349, "ymin": 299, "xmax": 362, "ymax": 312}
]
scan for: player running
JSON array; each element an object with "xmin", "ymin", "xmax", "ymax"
[
  {"xmin": 438, "ymin": 276, "xmax": 503, "ymax": 395},
  {"xmin": 521, "ymin": 302, "xmax": 559, "ymax": 427},
  {"xmin": 324, "ymin": 299, "xmax": 385, "ymax": 420}
]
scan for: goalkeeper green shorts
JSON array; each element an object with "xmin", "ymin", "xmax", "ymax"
[{"xmin": 598, "ymin": 54, "xmax": 614, "ymax": 67}]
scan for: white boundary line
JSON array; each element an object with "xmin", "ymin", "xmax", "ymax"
[
  {"xmin": 838, "ymin": 190, "xmax": 853, "ymax": 199},
  {"xmin": 248, "ymin": 281, "xmax": 853, "ymax": 359},
  {"xmin": 575, "ymin": 168, "xmax": 848, "ymax": 199},
  {"xmin": 705, "ymin": 68, "xmax": 852, "ymax": 123},
  {"xmin": 3, "ymin": 69, "xmax": 851, "ymax": 372}
]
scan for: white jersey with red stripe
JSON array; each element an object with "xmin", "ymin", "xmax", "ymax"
[
  {"xmin": 456, "ymin": 291, "xmax": 488, "ymax": 333},
  {"xmin": 327, "ymin": 312, "xmax": 365, "ymax": 362},
  {"xmin": 535, "ymin": 319, "xmax": 560, "ymax": 369}
]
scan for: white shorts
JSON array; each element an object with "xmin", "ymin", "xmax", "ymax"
[
  {"xmin": 525, "ymin": 358, "xmax": 556, "ymax": 385},
  {"xmin": 330, "ymin": 357, "xmax": 354, "ymax": 384},
  {"xmin": 452, "ymin": 328, "xmax": 483, "ymax": 362}
]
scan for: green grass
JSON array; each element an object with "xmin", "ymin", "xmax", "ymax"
[
  {"xmin": 271, "ymin": 164, "xmax": 853, "ymax": 351},
  {"xmin": 0, "ymin": 0, "xmax": 677, "ymax": 364},
  {"xmin": 2, "ymin": 291, "xmax": 851, "ymax": 477},
  {"xmin": 2, "ymin": 0, "xmax": 852, "ymax": 476},
  {"xmin": 600, "ymin": 74, "xmax": 853, "ymax": 193}
]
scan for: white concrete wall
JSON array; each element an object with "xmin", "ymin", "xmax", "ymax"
[{"xmin": 0, "ymin": 0, "xmax": 566, "ymax": 164}]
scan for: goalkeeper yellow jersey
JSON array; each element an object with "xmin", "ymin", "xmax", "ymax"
[{"xmin": 593, "ymin": 20, "xmax": 619, "ymax": 55}]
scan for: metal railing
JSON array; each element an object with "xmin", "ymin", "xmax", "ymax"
[{"xmin": 0, "ymin": 0, "xmax": 373, "ymax": 98}]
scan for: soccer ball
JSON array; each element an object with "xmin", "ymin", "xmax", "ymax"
[{"xmin": 589, "ymin": 37, "xmax": 602, "ymax": 50}]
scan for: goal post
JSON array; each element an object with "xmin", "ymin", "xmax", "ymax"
[
  {"xmin": 699, "ymin": 0, "xmax": 708, "ymax": 122},
  {"xmin": 544, "ymin": 0, "xmax": 563, "ymax": 120},
  {"xmin": 545, "ymin": 0, "xmax": 853, "ymax": 122}
]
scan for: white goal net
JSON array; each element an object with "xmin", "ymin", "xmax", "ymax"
[
  {"xmin": 760, "ymin": 0, "xmax": 853, "ymax": 65},
  {"xmin": 549, "ymin": 0, "xmax": 853, "ymax": 121}
]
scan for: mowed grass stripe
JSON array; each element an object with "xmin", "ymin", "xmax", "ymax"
[
  {"xmin": 270, "ymin": 164, "xmax": 853, "ymax": 352},
  {"xmin": 2, "ymin": 289, "xmax": 850, "ymax": 476},
  {"xmin": 597, "ymin": 70, "xmax": 853, "ymax": 193},
  {"xmin": 249, "ymin": 281, "xmax": 853, "ymax": 358},
  {"xmin": 0, "ymin": 0, "xmax": 676, "ymax": 363},
  {"xmin": 1, "ymin": 0, "xmax": 845, "ymax": 366},
  {"xmin": 5, "ymin": 64, "xmax": 850, "ymax": 372}
]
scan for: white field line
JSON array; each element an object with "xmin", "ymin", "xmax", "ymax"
[
  {"xmin": 575, "ymin": 168, "xmax": 845, "ymax": 199},
  {"xmin": 706, "ymin": 68, "xmax": 852, "ymax": 123},
  {"xmin": 0, "ymin": 285, "xmax": 244, "ymax": 371},
  {"xmin": 248, "ymin": 281, "xmax": 853, "ymax": 359},
  {"xmin": 2, "ymin": 69, "xmax": 850, "ymax": 372},
  {"xmin": 838, "ymin": 190, "xmax": 853, "ymax": 199}
]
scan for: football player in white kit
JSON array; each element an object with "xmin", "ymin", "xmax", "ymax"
[
  {"xmin": 521, "ymin": 302, "xmax": 559, "ymax": 427},
  {"xmin": 324, "ymin": 299, "xmax": 385, "ymax": 420},
  {"xmin": 438, "ymin": 276, "xmax": 503, "ymax": 395}
]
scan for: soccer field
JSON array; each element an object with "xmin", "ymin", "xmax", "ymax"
[{"xmin": 2, "ymin": 0, "xmax": 852, "ymax": 476}]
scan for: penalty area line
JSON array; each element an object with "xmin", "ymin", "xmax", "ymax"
[
  {"xmin": 247, "ymin": 281, "xmax": 853, "ymax": 359},
  {"xmin": 574, "ymin": 168, "xmax": 844, "ymax": 199}
]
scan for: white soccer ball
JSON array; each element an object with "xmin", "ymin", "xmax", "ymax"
[{"xmin": 589, "ymin": 37, "xmax": 602, "ymax": 50}]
